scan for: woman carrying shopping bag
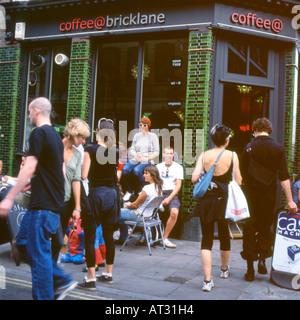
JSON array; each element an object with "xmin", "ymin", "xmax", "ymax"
[{"xmin": 191, "ymin": 124, "xmax": 242, "ymax": 292}]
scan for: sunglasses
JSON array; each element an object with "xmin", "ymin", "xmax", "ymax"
[
  {"xmin": 166, "ymin": 169, "xmax": 169, "ymax": 177},
  {"xmin": 98, "ymin": 117, "xmax": 114, "ymax": 129},
  {"xmin": 139, "ymin": 123, "xmax": 148, "ymax": 128}
]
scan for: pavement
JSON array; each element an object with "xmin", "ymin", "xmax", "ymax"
[{"xmin": 0, "ymin": 235, "xmax": 299, "ymax": 301}]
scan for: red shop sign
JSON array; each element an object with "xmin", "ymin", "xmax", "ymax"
[{"xmin": 231, "ymin": 12, "xmax": 283, "ymax": 33}]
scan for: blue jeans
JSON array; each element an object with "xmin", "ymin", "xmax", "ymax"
[
  {"xmin": 119, "ymin": 208, "xmax": 139, "ymax": 241},
  {"xmin": 17, "ymin": 210, "xmax": 73, "ymax": 300},
  {"xmin": 122, "ymin": 161, "xmax": 151, "ymax": 194}
]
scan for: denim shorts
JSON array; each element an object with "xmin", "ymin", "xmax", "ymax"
[{"xmin": 162, "ymin": 190, "xmax": 181, "ymax": 211}]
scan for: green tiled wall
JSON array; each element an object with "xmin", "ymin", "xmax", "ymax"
[
  {"xmin": 286, "ymin": 49, "xmax": 300, "ymax": 180},
  {"xmin": 0, "ymin": 44, "xmax": 23, "ymax": 176},
  {"xmin": 180, "ymin": 30, "xmax": 214, "ymax": 241},
  {"xmin": 294, "ymin": 55, "xmax": 300, "ymax": 178},
  {"xmin": 284, "ymin": 49, "xmax": 296, "ymax": 173},
  {"xmin": 67, "ymin": 37, "xmax": 93, "ymax": 123}
]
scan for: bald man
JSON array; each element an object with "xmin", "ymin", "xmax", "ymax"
[{"xmin": 0, "ymin": 97, "xmax": 77, "ymax": 300}]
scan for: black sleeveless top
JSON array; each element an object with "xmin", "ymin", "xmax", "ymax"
[
  {"xmin": 84, "ymin": 144, "xmax": 118, "ymax": 188},
  {"xmin": 193, "ymin": 152, "xmax": 234, "ymax": 223}
]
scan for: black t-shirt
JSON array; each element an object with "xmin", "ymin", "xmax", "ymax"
[
  {"xmin": 241, "ymin": 136, "xmax": 290, "ymax": 190},
  {"xmin": 84, "ymin": 144, "xmax": 118, "ymax": 188},
  {"xmin": 27, "ymin": 125, "xmax": 65, "ymax": 214}
]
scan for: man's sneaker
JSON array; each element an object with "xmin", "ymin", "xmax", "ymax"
[
  {"xmin": 54, "ymin": 280, "xmax": 78, "ymax": 300},
  {"xmin": 123, "ymin": 192, "xmax": 132, "ymax": 201},
  {"xmin": 77, "ymin": 277, "xmax": 96, "ymax": 291},
  {"xmin": 97, "ymin": 274, "xmax": 114, "ymax": 284},
  {"xmin": 159, "ymin": 204, "xmax": 165, "ymax": 212},
  {"xmin": 202, "ymin": 279, "xmax": 214, "ymax": 292},
  {"xmin": 220, "ymin": 266, "xmax": 230, "ymax": 279},
  {"xmin": 163, "ymin": 238, "xmax": 176, "ymax": 248}
]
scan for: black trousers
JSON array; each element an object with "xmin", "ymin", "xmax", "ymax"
[
  {"xmin": 84, "ymin": 222, "xmax": 115, "ymax": 268},
  {"xmin": 82, "ymin": 186, "xmax": 117, "ymax": 268},
  {"xmin": 200, "ymin": 218, "xmax": 231, "ymax": 251},
  {"xmin": 241, "ymin": 187, "xmax": 276, "ymax": 261}
]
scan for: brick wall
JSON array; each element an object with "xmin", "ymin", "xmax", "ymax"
[
  {"xmin": 291, "ymin": 51, "xmax": 300, "ymax": 179},
  {"xmin": 0, "ymin": 43, "xmax": 23, "ymax": 176},
  {"xmin": 180, "ymin": 30, "xmax": 214, "ymax": 240},
  {"xmin": 284, "ymin": 49, "xmax": 296, "ymax": 174},
  {"xmin": 67, "ymin": 37, "xmax": 93, "ymax": 123}
]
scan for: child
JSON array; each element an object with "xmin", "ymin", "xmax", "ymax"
[{"xmin": 60, "ymin": 218, "xmax": 85, "ymax": 264}]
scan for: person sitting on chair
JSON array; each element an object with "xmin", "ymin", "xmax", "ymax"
[
  {"xmin": 156, "ymin": 146, "xmax": 183, "ymax": 249},
  {"xmin": 118, "ymin": 164, "xmax": 163, "ymax": 244},
  {"xmin": 122, "ymin": 117, "xmax": 160, "ymax": 201}
]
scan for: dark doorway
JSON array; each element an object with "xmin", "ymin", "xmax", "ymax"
[{"xmin": 222, "ymin": 83, "xmax": 269, "ymax": 156}]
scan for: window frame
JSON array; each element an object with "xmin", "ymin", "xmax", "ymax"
[
  {"xmin": 220, "ymin": 38, "xmax": 276, "ymax": 87},
  {"xmin": 211, "ymin": 33, "xmax": 285, "ymax": 148}
]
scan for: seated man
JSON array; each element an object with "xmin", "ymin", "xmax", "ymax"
[{"xmin": 156, "ymin": 147, "xmax": 183, "ymax": 248}]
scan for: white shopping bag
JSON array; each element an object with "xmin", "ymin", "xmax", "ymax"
[
  {"xmin": 225, "ymin": 152, "xmax": 250, "ymax": 222},
  {"xmin": 225, "ymin": 180, "xmax": 250, "ymax": 222}
]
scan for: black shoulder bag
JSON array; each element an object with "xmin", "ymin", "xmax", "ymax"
[{"xmin": 247, "ymin": 144, "xmax": 275, "ymax": 186}]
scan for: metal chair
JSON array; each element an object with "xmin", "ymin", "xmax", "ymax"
[{"xmin": 120, "ymin": 195, "xmax": 165, "ymax": 255}]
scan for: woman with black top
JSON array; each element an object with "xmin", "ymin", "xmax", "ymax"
[
  {"xmin": 78, "ymin": 119, "xmax": 119, "ymax": 291},
  {"xmin": 192, "ymin": 124, "xmax": 242, "ymax": 292}
]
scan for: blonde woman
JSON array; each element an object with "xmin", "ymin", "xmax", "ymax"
[{"xmin": 61, "ymin": 118, "xmax": 90, "ymax": 231}]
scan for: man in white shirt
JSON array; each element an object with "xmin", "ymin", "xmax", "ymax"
[{"xmin": 157, "ymin": 147, "xmax": 184, "ymax": 248}]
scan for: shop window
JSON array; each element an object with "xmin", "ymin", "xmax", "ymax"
[
  {"xmin": 142, "ymin": 38, "xmax": 188, "ymax": 161},
  {"xmin": 95, "ymin": 42, "xmax": 139, "ymax": 138},
  {"xmin": 24, "ymin": 45, "xmax": 70, "ymax": 151},
  {"xmin": 24, "ymin": 47, "xmax": 49, "ymax": 151},
  {"xmin": 228, "ymin": 42, "xmax": 268, "ymax": 78},
  {"xmin": 94, "ymin": 38, "xmax": 188, "ymax": 159},
  {"xmin": 228, "ymin": 43, "xmax": 247, "ymax": 75},
  {"xmin": 249, "ymin": 47, "xmax": 268, "ymax": 77},
  {"xmin": 28, "ymin": 48, "xmax": 48, "ymax": 99},
  {"xmin": 51, "ymin": 46, "xmax": 71, "ymax": 131},
  {"xmin": 154, "ymin": 42, "xmax": 175, "ymax": 82}
]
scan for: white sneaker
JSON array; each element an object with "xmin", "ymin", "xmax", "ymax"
[
  {"xmin": 55, "ymin": 280, "xmax": 78, "ymax": 300},
  {"xmin": 220, "ymin": 266, "xmax": 230, "ymax": 279},
  {"xmin": 123, "ymin": 192, "xmax": 132, "ymax": 201},
  {"xmin": 202, "ymin": 279, "xmax": 214, "ymax": 292},
  {"xmin": 163, "ymin": 238, "xmax": 176, "ymax": 248}
]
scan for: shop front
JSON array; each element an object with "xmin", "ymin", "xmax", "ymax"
[{"xmin": 1, "ymin": 0, "xmax": 299, "ymax": 240}]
